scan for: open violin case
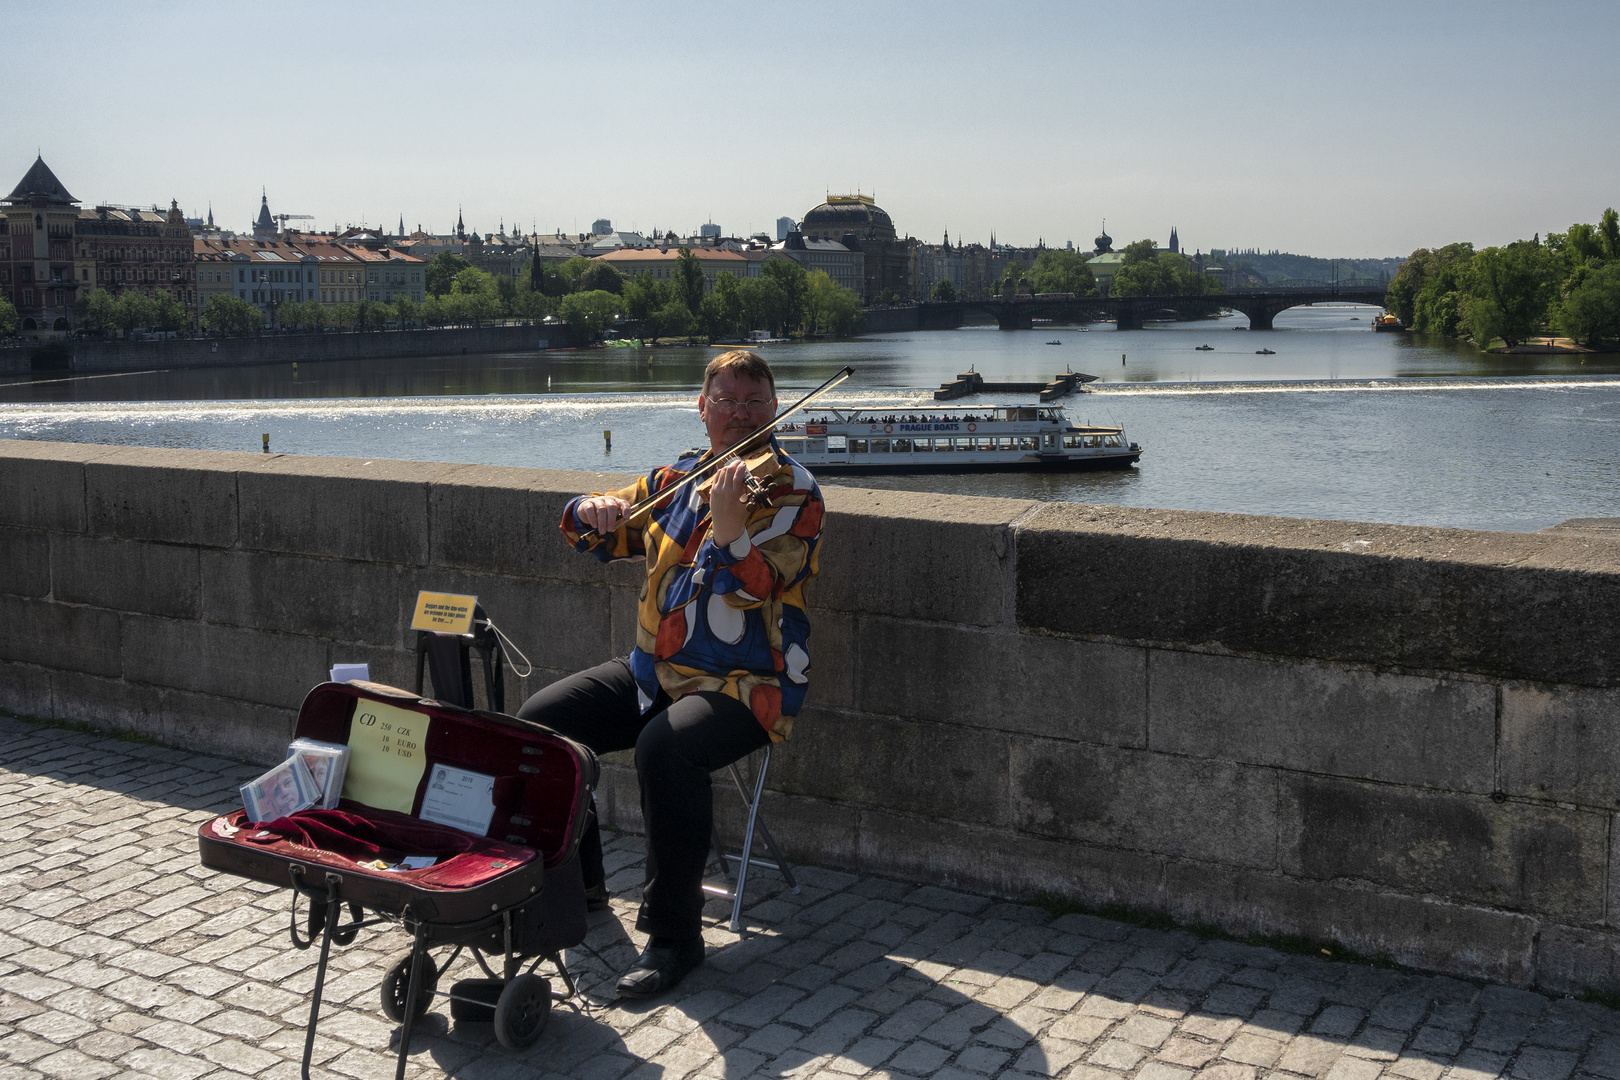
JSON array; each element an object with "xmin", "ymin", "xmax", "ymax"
[{"xmin": 197, "ymin": 680, "xmax": 599, "ymax": 1078}]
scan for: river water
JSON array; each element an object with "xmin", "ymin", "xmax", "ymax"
[{"xmin": 3, "ymin": 305, "xmax": 1617, "ymax": 532}]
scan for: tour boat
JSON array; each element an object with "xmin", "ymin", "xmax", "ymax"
[{"xmin": 775, "ymin": 404, "xmax": 1141, "ymax": 474}]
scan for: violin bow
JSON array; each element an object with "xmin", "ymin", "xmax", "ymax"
[{"xmin": 575, "ymin": 365, "xmax": 855, "ymax": 543}]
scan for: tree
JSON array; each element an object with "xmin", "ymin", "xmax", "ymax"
[
  {"xmin": 1560, "ymin": 261, "xmax": 1620, "ymax": 347},
  {"xmin": 393, "ymin": 296, "xmax": 419, "ymax": 328},
  {"xmin": 152, "ymin": 294, "xmax": 188, "ymax": 332},
  {"xmin": 510, "ymin": 289, "xmax": 551, "ymax": 320},
  {"xmin": 113, "ymin": 291, "xmax": 157, "ymax": 334},
  {"xmin": 761, "ymin": 258, "xmax": 808, "ymax": 331},
  {"xmin": 557, "ymin": 289, "xmax": 624, "ymax": 346},
  {"xmin": 450, "ymin": 266, "xmax": 502, "ymax": 324},
  {"xmin": 803, "ymin": 271, "xmax": 864, "ymax": 336},
  {"xmin": 0, "ymin": 295, "xmax": 17, "ymax": 338},
  {"xmin": 1464, "ymin": 241, "xmax": 1559, "ymax": 347},
  {"xmin": 930, "ymin": 279, "xmax": 957, "ymax": 302},
  {"xmin": 699, "ymin": 271, "xmax": 743, "ymax": 341},
  {"xmin": 1029, "ymin": 249, "xmax": 1097, "ymax": 296},
  {"xmin": 332, "ymin": 302, "xmax": 360, "ymax": 328},
  {"xmin": 425, "ymin": 252, "xmax": 470, "ymax": 297},
  {"xmin": 737, "ymin": 276, "xmax": 788, "ymax": 337},
  {"xmin": 623, "ymin": 272, "xmax": 672, "ymax": 326},
  {"xmin": 200, "ymin": 295, "xmax": 262, "ymax": 336},
  {"xmin": 1110, "ymin": 240, "xmax": 1212, "ymax": 298},
  {"xmin": 421, "ymin": 295, "xmax": 448, "ymax": 326},
  {"xmin": 675, "ymin": 248, "xmax": 706, "ymax": 315},
  {"xmin": 78, "ymin": 290, "xmax": 117, "ymax": 335},
  {"xmin": 558, "ymin": 257, "xmax": 596, "ymax": 293},
  {"xmin": 996, "ymin": 260, "xmax": 1028, "ymax": 292},
  {"xmin": 577, "ymin": 261, "xmax": 624, "ymax": 295},
  {"xmin": 1386, "ymin": 243, "xmax": 1474, "ymax": 332},
  {"xmin": 656, "ymin": 298, "xmax": 695, "ymax": 342}
]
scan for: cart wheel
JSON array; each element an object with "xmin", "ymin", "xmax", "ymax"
[
  {"xmin": 493, "ymin": 974, "xmax": 550, "ymax": 1050},
  {"xmin": 380, "ymin": 952, "xmax": 438, "ymax": 1023}
]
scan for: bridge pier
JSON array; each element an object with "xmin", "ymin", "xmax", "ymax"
[
  {"xmin": 993, "ymin": 308, "xmax": 1034, "ymax": 330},
  {"xmin": 1114, "ymin": 302, "xmax": 1144, "ymax": 331}
]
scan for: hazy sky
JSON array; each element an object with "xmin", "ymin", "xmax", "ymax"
[{"xmin": 5, "ymin": 1, "xmax": 1616, "ymax": 258}]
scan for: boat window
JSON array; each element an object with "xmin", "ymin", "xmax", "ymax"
[
  {"xmin": 1018, "ymin": 436, "xmax": 1038, "ymax": 451},
  {"xmin": 780, "ymin": 439, "xmax": 805, "ymax": 454},
  {"xmin": 1043, "ymin": 434, "xmax": 1057, "ymax": 448},
  {"xmin": 953, "ymin": 437, "xmax": 974, "ymax": 452},
  {"xmin": 849, "ymin": 438, "xmax": 868, "ymax": 453},
  {"xmin": 976, "ymin": 437, "xmax": 995, "ymax": 452},
  {"xmin": 1063, "ymin": 435, "xmax": 1081, "ymax": 449},
  {"xmin": 870, "ymin": 439, "xmax": 890, "ymax": 453},
  {"xmin": 1083, "ymin": 435, "xmax": 1101, "ymax": 448},
  {"xmin": 913, "ymin": 438, "xmax": 932, "ymax": 453},
  {"xmin": 807, "ymin": 439, "xmax": 826, "ymax": 453},
  {"xmin": 1105, "ymin": 435, "xmax": 1123, "ymax": 447},
  {"xmin": 892, "ymin": 438, "xmax": 911, "ymax": 452},
  {"xmin": 997, "ymin": 437, "xmax": 1015, "ymax": 450},
  {"xmin": 827, "ymin": 435, "xmax": 847, "ymax": 453}
]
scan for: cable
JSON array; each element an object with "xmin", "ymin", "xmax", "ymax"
[{"xmin": 480, "ymin": 616, "xmax": 534, "ymax": 680}]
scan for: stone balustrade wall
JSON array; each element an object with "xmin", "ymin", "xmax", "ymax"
[{"xmin": 2, "ymin": 438, "xmax": 1618, "ymax": 993}]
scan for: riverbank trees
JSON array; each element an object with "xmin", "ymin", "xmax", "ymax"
[
  {"xmin": 1387, "ymin": 208, "xmax": 1620, "ymax": 349},
  {"xmin": 1111, "ymin": 240, "xmax": 1219, "ymax": 298}
]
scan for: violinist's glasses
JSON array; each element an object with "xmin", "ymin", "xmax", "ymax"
[{"xmin": 705, "ymin": 395, "xmax": 776, "ymax": 414}]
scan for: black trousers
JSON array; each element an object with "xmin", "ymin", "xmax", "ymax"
[{"xmin": 515, "ymin": 658, "xmax": 769, "ymax": 940}]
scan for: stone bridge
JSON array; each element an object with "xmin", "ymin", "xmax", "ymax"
[{"xmin": 913, "ymin": 286, "xmax": 1389, "ymax": 331}]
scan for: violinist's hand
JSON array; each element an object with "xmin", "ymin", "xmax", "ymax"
[
  {"xmin": 708, "ymin": 459, "xmax": 751, "ymax": 547},
  {"xmin": 576, "ymin": 495, "xmax": 632, "ymax": 534}
]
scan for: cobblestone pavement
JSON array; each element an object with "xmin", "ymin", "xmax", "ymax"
[{"xmin": 5, "ymin": 718, "xmax": 1620, "ymax": 1080}]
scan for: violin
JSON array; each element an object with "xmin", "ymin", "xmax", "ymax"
[
  {"xmin": 697, "ymin": 438, "xmax": 778, "ymax": 510},
  {"xmin": 575, "ymin": 366, "xmax": 854, "ymax": 543}
]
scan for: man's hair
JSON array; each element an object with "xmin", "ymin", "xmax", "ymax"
[{"xmin": 703, "ymin": 349, "xmax": 775, "ymax": 396}]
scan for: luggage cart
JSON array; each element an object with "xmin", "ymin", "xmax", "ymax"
[{"xmin": 198, "ymin": 682, "xmax": 599, "ymax": 1080}]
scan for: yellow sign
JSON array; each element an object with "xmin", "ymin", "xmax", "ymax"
[
  {"xmin": 343, "ymin": 701, "xmax": 430, "ymax": 812},
  {"xmin": 411, "ymin": 591, "xmax": 477, "ymax": 635}
]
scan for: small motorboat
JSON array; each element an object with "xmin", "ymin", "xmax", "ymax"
[
  {"xmin": 1045, "ymin": 340, "xmax": 1062, "ymax": 345},
  {"xmin": 1195, "ymin": 345, "xmax": 1214, "ymax": 351},
  {"xmin": 1255, "ymin": 348, "xmax": 1276, "ymax": 355}
]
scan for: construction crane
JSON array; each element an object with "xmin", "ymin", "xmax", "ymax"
[{"xmin": 274, "ymin": 213, "xmax": 314, "ymax": 228}]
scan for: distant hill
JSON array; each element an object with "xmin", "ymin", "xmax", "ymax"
[{"xmin": 1205, "ymin": 249, "xmax": 1404, "ymax": 287}]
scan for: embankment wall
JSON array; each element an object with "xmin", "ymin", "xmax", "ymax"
[
  {"xmin": 0, "ymin": 324, "xmax": 553, "ymax": 375},
  {"xmin": 2, "ymin": 438, "xmax": 1619, "ymax": 992}
]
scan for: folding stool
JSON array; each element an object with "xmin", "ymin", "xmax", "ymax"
[{"xmin": 704, "ymin": 743, "xmax": 800, "ymax": 932}]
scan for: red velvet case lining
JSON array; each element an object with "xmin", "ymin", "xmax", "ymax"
[
  {"xmin": 222, "ymin": 806, "xmax": 536, "ymax": 889},
  {"xmin": 289, "ymin": 684, "xmax": 586, "ymax": 869}
]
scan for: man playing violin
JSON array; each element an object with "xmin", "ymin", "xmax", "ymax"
[{"xmin": 516, "ymin": 349, "xmax": 824, "ymax": 998}]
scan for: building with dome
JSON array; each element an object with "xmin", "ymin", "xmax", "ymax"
[{"xmin": 799, "ymin": 193, "xmax": 910, "ymax": 303}]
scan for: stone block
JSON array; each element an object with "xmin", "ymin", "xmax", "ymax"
[
  {"xmin": 1013, "ymin": 503, "xmax": 1620, "ymax": 688},
  {"xmin": 609, "ymin": 585, "xmax": 641, "ymax": 660},
  {"xmin": 0, "ymin": 660, "xmax": 53, "ymax": 718},
  {"xmin": 427, "ymin": 464, "xmax": 638, "ymax": 582},
  {"xmin": 712, "ymin": 789, "xmax": 861, "ymax": 875},
  {"xmin": 46, "ymin": 671, "xmax": 164, "ymax": 744},
  {"xmin": 52, "ymin": 536, "xmax": 200, "ymax": 619},
  {"xmin": 0, "ymin": 595, "xmax": 122, "ymax": 677},
  {"xmin": 1501, "ymin": 685, "xmax": 1620, "ymax": 805},
  {"xmin": 119, "ymin": 615, "xmax": 327, "ymax": 710},
  {"xmin": 767, "ymin": 704, "xmax": 1010, "ymax": 826},
  {"xmin": 1533, "ymin": 924, "xmax": 1620, "ymax": 996},
  {"xmin": 157, "ymin": 686, "xmax": 297, "ymax": 766},
  {"xmin": 854, "ymin": 808, "xmax": 1167, "ymax": 912},
  {"xmin": 856, "ymin": 619, "xmax": 1145, "ymax": 745},
  {"xmin": 1165, "ymin": 862, "xmax": 1538, "ymax": 985},
  {"xmin": 400, "ymin": 569, "xmax": 612, "ymax": 676},
  {"xmin": 84, "ymin": 448, "xmax": 243, "ymax": 547},
  {"xmin": 199, "ymin": 550, "xmax": 398, "ymax": 644},
  {"xmin": 0, "ymin": 527, "xmax": 50, "ymax": 598},
  {"xmin": 1009, "ymin": 739, "xmax": 1277, "ymax": 868},
  {"xmin": 815, "ymin": 487, "xmax": 1037, "ymax": 626},
  {"xmin": 1148, "ymin": 651, "xmax": 1494, "ymax": 792},
  {"xmin": 1279, "ymin": 775, "xmax": 1606, "ymax": 922},
  {"xmin": 805, "ymin": 609, "xmax": 855, "ymax": 712},
  {"xmin": 238, "ymin": 454, "xmax": 465, "ymax": 564},
  {"xmin": 0, "ymin": 439, "xmax": 106, "ymax": 531}
]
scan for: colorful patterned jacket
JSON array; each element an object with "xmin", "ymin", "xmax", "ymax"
[{"xmin": 559, "ymin": 439, "xmax": 823, "ymax": 740}]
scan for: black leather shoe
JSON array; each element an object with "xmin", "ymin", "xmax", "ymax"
[
  {"xmin": 615, "ymin": 937, "xmax": 704, "ymax": 999},
  {"xmin": 583, "ymin": 882, "xmax": 610, "ymax": 911}
]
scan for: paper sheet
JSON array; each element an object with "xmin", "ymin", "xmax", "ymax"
[
  {"xmin": 343, "ymin": 701, "xmax": 429, "ymax": 813},
  {"xmin": 418, "ymin": 763, "xmax": 497, "ymax": 837}
]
